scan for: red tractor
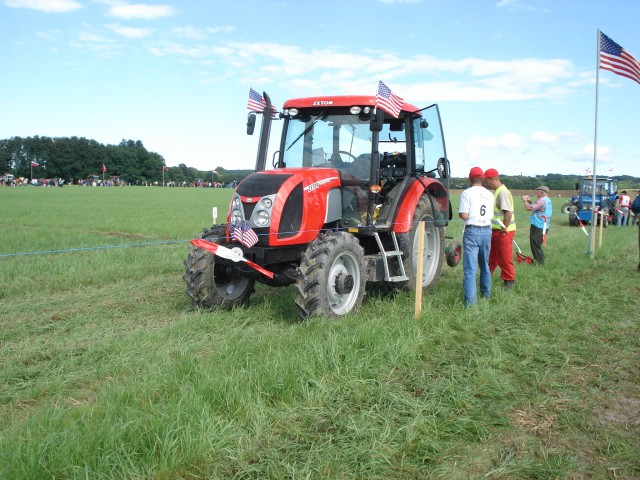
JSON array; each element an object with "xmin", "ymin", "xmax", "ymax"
[{"xmin": 184, "ymin": 92, "xmax": 459, "ymax": 318}]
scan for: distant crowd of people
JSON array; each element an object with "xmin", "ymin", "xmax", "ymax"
[{"xmin": 0, "ymin": 175, "xmax": 239, "ymax": 189}]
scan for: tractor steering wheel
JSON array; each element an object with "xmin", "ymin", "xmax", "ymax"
[{"xmin": 338, "ymin": 150, "xmax": 357, "ymax": 163}]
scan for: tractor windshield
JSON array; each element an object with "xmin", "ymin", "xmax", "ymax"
[{"xmin": 282, "ymin": 111, "xmax": 396, "ymax": 181}]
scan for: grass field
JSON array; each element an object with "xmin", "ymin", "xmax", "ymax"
[{"xmin": 1, "ymin": 185, "xmax": 638, "ymax": 479}]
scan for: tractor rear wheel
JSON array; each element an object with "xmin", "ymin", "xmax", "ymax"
[
  {"xmin": 296, "ymin": 231, "xmax": 366, "ymax": 319},
  {"xmin": 184, "ymin": 226, "xmax": 255, "ymax": 309},
  {"xmin": 393, "ymin": 195, "xmax": 445, "ymax": 292}
]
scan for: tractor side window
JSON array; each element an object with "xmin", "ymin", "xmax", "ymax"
[{"xmin": 418, "ymin": 107, "xmax": 445, "ymax": 178}]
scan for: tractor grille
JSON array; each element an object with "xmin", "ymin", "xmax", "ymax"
[
  {"xmin": 278, "ymin": 183, "xmax": 303, "ymax": 239},
  {"xmin": 237, "ymin": 173, "xmax": 292, "ymax": 197}
]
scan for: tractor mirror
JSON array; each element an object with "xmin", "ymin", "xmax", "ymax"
[
  {"xmin": 437, "ymin": 157, "xmax": 449, "ymax": 179},
  {"xmin": 369, "ymin": 109, "xmax": 383, "ymax": 132},
  {"xmin": 247, "ymin": 113, "xmax": 256, "ymax": 135}
]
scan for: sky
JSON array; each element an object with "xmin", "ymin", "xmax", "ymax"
[{"xmin": 1, "ymin": 0, "xmax": 639, "ymax": 178}]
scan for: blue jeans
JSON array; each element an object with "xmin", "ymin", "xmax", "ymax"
[
  {"xmin": 617, "ymin": 208, "xmax": 629, "ymax": 226},
  {"xmin": 463, "ymin": 227, "xmax": 492, "ymax": 306}
]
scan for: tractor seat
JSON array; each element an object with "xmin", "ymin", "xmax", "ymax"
[{"xmin": 380, "ymin": 152, "xmax": 407, "ymax": 180}]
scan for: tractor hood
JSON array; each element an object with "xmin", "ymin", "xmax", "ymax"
[{"xmin": 235, "ymin": 168, "xmax": 343, "ymax": 246}]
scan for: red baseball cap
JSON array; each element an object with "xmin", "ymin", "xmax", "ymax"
[
  {"xmin": 469, "ymin": 167, "xmax": 484, "ymax": 179},
  {"xmin": 484, "ymin": 168, "xmax": 499, "ymax": 178}
]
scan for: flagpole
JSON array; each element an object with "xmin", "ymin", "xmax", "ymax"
[{"xmin": 589, "ymin": 29, "xmax": 601, "ymax": 257}]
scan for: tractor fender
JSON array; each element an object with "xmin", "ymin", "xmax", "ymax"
[{"xmin": 391, "ymin": 177, "xmax": 449, "ymax": 233}]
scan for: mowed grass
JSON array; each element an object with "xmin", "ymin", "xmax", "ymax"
[{"xmin": 1, "ymin": 185, "xmax": 638, "ymax": 479}]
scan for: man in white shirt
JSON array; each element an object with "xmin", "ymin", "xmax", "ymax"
[
  {"xmin": 458, "ymin": 167, "xmax": 494, "ymax": 306},
  {"xmin": 617, "ymin": 190, "xmax": 631, "ymax": 226}
]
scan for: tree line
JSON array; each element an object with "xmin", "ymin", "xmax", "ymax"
[
  {"xmin": 2, "ymin": 135, "xmax": 637, "ymax": 189},
  {"xmin": 0, "ymin": 136, "xmax": 251, "ymax": 186}
]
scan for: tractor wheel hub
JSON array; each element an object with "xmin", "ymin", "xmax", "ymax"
[{"xmin": 334, "ymin": 273, "xmax": 354, "ymax": 295}]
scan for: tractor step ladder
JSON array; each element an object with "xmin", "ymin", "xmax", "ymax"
[{"xmin": 373, "ymin": 232, "xmax": 409, "ymax": 282}]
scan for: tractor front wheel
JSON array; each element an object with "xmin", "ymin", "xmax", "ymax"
[
  {"xmin": 561, "ymin": 201, "xmax": 576, "ymax": 215},
  {"xmin": 296, "ymin": 231, "xmax": 366, "ymax": 319},
  {"xmin": 184, "ymin": 226, "xmax": 255, "ymax": 309}
]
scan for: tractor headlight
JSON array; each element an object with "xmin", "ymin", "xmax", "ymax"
[
  {"xmin": 260, "ymin": 197, "xmax": 272, "ymax": 209},
  {"xmin": 231, "ymin": 209, "xmax": 243, "ymax": 224},
  {"xmin": 255, "ymin": 210, "xmax": 270, "ymax": 226}
]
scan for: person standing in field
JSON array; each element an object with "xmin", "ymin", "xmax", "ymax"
[
  {"xmin": 522, "ymin": 186, "xmax": 552, "ymax": 266},
  {"xmin": 617, "ymin": 190, "xmax": 631, "ymax": 226},
  {"xmin": 630, "ymin": 190, "xmax": 640, "ymax": 227},
  {"xmin": 483, "ymin": 168, "xmax": 516, "ymax": 288},
  {"xmin": 631, "ymin": 190, "xmax": 640, "ymax": 270},
  {"xmin": 458, "ymin": 167, "xmax": 494, "ymax": 306}
]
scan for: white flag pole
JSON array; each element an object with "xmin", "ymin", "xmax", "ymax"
[{"xmin": 589, "ymin": 29, "xmax": 601, "ymax": 257}]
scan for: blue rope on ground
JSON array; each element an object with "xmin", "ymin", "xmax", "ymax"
[
  {"xmin": 0, "ymin": 240, "xmax": 190, "ymax": 258},
  {"xmin": 1, "ymin": 217, "xmax": 449, "ymax": 258}
]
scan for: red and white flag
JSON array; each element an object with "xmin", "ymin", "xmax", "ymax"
[
  {"xmin": 31, "ymin": 162, "xmax": 39, "ymax": 167},
  {"xmin": 102, "ymin": 163, "xmax": 107, "ymax": 173},
  {"xmin": 190, "ymin": 239, "xmax": 274, "ymax": 279},
  {"xmin": 575, "ymin": 214, "xmax": 589, "ymax": 236}
]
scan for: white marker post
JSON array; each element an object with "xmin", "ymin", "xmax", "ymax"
[
  {"xmin": 414, "ymin": 221, "xmax": 424, "ymax": 320},
  {"xmin": 212, "ymin": 207, "xmax": 218, "ymax": 225},
  {"xmin": 598, "ymin": 211, "xmax": 604, "ymax": 248}
]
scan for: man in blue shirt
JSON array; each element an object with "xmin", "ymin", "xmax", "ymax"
[{"xmin": 522, "ymin": 186, "xmax": 552, "ymax": 265}]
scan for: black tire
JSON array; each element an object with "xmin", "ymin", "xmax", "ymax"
[
  {"xmin": 183, "ymin": 225, "xmax": 255, "ymax": 309},
  {"xmin": 295, "ymin": 231, "xmax": 366, "ymax": 319},
  {"xmin": 569, "ymin": 212, "xmax": 578, "ymax": 226},
  {"xmin": 393, "ymin": 195, "xmax": 445, "ymax": 291}
]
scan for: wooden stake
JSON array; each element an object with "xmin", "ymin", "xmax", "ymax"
[
  {"xmin": 414, "ymin": 221, "xmax": 424, "ymax": 320},
  {"xmin": 598, "ymin": 211, "xmax": 604, "ymax": 248}
]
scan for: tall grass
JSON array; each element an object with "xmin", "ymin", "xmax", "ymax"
[{"xmin": 1, "ymin": 185, "xmax": 638, "ymax": 479}]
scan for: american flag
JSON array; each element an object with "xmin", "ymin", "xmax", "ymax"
[
  {"xmin": 247, "ymin": 87, "xmax": 265, "ymax": 112},
  {"xmin": 376, "ymin": 81, "xmax": 404, "ymax": 118},
  {"xmin": 600, "ymin": 32, "xmax": 640, "ymax": 85},
  {"xmin": 247, "ymin": 87, "xmax": 278, "ymax": 116},
  {"xmin": 240, "ymin": 222, "xmax": 259, "ymax": 247},
  {"xmin": 229, "ymin": 221, "xmax": 259, "ymax": 248}
]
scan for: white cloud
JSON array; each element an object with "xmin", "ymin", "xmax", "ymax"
[
  {"xmin": 107, "ymin": 23, "xmax": 153, "ymax": 38},
  {"xmin": 4, "ymin": 0, "xmax": 82, "ymax": 13},
  {"xmin": 530, "ymin": 131, "xmax": 581, "ymax": 145},
  {"xmin": 105, "ymin": 2, "xmax": 175, "ymax": 20},
  {"xmin": 570, "ymin": 144, "xmax": 611, "ymax": 164},
  {"xmin": 465, "ymin": 133, "xmax": 525, "ymax": 161},
  {"xmin": 73, "ymin": 31, "xmax": 120, "ymax": 53},
  {"xmin": 168, "ymin": 26, "xmax": 235, "ymax": 40},
  {"xmin": 146, "ymin": 40, "xmax": 581, "ymax": 103}
]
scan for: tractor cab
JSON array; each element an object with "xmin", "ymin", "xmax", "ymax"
[{"xmin": 274, "ymin": 96, "xmax": 450, "ymax": 230}]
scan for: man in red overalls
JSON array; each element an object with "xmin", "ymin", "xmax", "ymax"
[{"xmin": 484, "ymin": 168, "xmax": 516, "ymax": 287}]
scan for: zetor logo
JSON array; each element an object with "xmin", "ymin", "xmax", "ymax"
[
  {"xmin": 304, "ymin": 177, "xmax": 338, "ymax": 193},
  {"xmin": 312, "ymin": 100, "xmax": 333, "ymax": 105}
]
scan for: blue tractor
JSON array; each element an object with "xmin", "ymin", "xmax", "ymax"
[{"xmin": 564, "ymin": 176, "xmax": 617, "ymax": 227}]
